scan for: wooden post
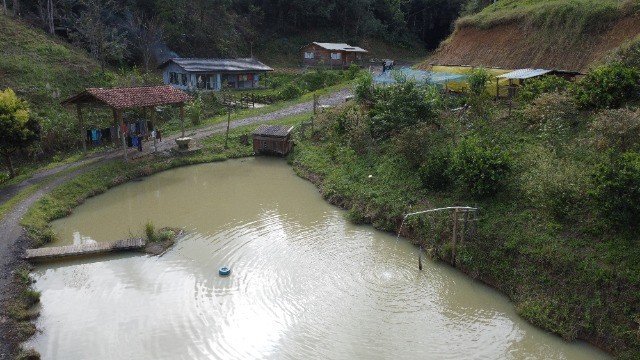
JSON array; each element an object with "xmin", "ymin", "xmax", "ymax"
[
  {"xmin": 224, "ymin": 109, "xmax": 231, "ymax": 149},
  {"xmin": 116, "ymin": 109, "xmax": 127, "ymax": 162},
  {"xmin": 77, "ymin": 104, "xmax": 86, "ymax": 154},
  {"xmin": 313, "ymin": 93, "xmax": 317, "ymax": 114},
  {"xmin": 151, "ymin": 106, "xmax": 157, "ymax": 152},
  {"xmin": 112, "ymin": 109, "xmax": 119, "ymax": 149},
  {"xmin": 179, "ymin": 104, "xmax": 185, "ymax": 138},
  {"xmin": 451, "ymin": 208, "xmax": 458, "ymax": 263},
  {"xmin": 495, "ymin": 78, "xmax": 499, "ymax": 100}
]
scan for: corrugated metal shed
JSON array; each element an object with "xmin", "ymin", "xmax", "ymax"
[
  {"xmin": 311, "ymin": 42, "xmax": 368, "ymax": 53},
  {"xmin": 159, "ymin": 58, "xmax": 273, "ymax": 72},
  {"xmin": 253, "ymin": 125, "xmax": 293, "ymax": 137},
  {"xmin": 497, "ymin": 69, "xmax": 552, "ymax": 80}
]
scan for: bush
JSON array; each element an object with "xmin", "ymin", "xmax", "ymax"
[
  {"xmin": 574, "ymin": 63, "xmax": 640, "ymax": 109},
  {"xmin": 519, "ymin": 145, "xmax": 589, "ymax": 220},
  {"xmin": 517, "ymin": 76, "xmax": 572, "ymax": 104},
  {"xmin": 353, "ymin": 71, "xmax": 375, "ymax": 104},
  {"xmin": 299, "ymin": 70, "xmax": 341, "ymax": 92},
  {"xmin": 450, "ymin": 135, "xmax": 511, "ymax": 198},
  {"xmin": 368, "ymin": 80, "xmax": 438, "ymax": 140},
  {"xmin": 467, "ymin": 67, "xmax": 491, "ymax": 96},
  {"xmin": 590, "ymin": 152, "xmax": 640, "ymax": 228},
  {"xmin": 589, "ymin": 107, "xmax": 640, "ymax": 153},
  {"xmin": 418, "ymin": 147, "xmax": 452, "ymax": 191},
  {"xmin": 278, "ymin": 83, "xmax": 304, "ymax": 101},
  {"xmin": 519, "ymin": 93, "xmax": 580, "ymax": 147},
  {"xmin": 186, "ymin": 97, "xmax": 203, "ymax": 126},
  {"xmin": 144, "ymin": 221, "xmax": 156, "ymax": 242}
]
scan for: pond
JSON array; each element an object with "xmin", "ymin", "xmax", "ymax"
[{"xmin": 26, "ymin": 158, "xmax": 610, "ymax": 359}]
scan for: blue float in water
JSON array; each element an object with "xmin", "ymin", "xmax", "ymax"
[{"xmin": 219, "ymin": 266, "xmax": 231, "ymax": 276}]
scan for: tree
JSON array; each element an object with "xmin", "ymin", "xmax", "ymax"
[
  {"xmin": 71, "ymin": 0, "xmax": 129, "ymax": 71},
  {"xmin": 0, "ymin": 89, "xmax": 40, "ymax": 178},
  {"xmin": 128, "ymin": 12, "xmax": 161, "ymax": 73}
]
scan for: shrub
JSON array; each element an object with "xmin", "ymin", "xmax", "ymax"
[
  {"xmin": 450, "ymin": 135, "xmax": 511, "ymax": 198},
  {"xmin": 353, "ymin": 71, "xmax": 375, "ymax": 104},
  {"xmin": 299, "ymin": 70, "xmax": 341, "ymax": 92},
  {"xmin": 368, "ymin": 80, "xmax": 438, "ymax": 140},
  {"xmin": 467, "ymin": 67, "xmax": 491, "ymax": 96},
  {"xmin": 519, "ymin": 145, "xmax": 589, "ymax": 220},
  {"xmin": 186, "ymin": 97, "xmax": 203, "ymax": 126},
  {"xmin": 278, "ymin": 83, "xmax": 304, "ymax": 100},
  {"xmin": 517, "ymin": 76, "xmax": 572, "ymax": 104},
  {"xmin": 590, "ymin": 152, "xmax": 640, "ymax": 228},
  {"xmin": 589, "ymin": 107, "xmax": 640, "ymax": 153},
  {"xmin": 519, "ymin": 93, "xmax": 580, "ymax": 147},
  {"xmin": 144, "ymin": 221, "xmax": 156, "ymax": 242},
  {"xmin": 574, "ymin": 63, "xmax": 640, "ymax": 109},
  {"xmin": 418, "ymin": 146, "xmax": 452, "ymax": 191}
]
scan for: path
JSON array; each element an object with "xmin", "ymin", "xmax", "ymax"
[{"xmin": 0, "ymin": 88, "xmax": 351, "ymax": 358}]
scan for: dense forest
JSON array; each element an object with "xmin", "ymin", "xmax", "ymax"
[{"xmin": 3, "ymin": 0, "xmax": 493, "ymax": 68}]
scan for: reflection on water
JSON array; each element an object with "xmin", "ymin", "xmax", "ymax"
[{"xmin": 27, "ymin": 158, "xmax": 610, "ymax": 359}]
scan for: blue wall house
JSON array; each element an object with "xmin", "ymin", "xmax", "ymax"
[{"xmin": 158, "ymin": 58, "xmax": 274, "ymax": 91}]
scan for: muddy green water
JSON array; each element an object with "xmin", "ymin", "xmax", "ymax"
[{"xmin": 27, "ymin": 158, "xmax": 609, "ymax": 359}]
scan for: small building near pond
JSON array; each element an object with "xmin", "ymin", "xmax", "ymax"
[
  {"xmin": 300, "ymin": 42, "xmax": 367, "ymax": 68},
  {"xmin": 252, "ymin": 125, "xmax": 294, "ymax": 156},
  {"xmin": 158, "ymin": 58, "xmax": 273, "ymax": 92}
]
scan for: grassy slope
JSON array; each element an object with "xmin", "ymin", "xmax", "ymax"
[
  {"xmin": 424, "ymin": 0, "xmax": 640, "ymax": 71},
  {"xmin": 0, "ymin": 14, "xmax": 100, "ymax": 109}
]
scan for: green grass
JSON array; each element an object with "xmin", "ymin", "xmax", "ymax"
[{"xmin": 457, "ymin": 0, "xmax": 640, "ymax": 33}]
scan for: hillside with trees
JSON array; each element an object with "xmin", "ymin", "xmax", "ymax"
[{"xmin": 3, "ymin": 0, "xmax": 467, "ymax": 65}]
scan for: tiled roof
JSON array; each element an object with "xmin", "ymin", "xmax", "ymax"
[
  {"xmin": 253, "ymin": 125, "xmax": 293, "ymax": 137},
  {"xmin": 308, "ymin": 42, "xmax": 368, "ymax": 53},
  {"xmin": 158, "ymin": 58, "xmax": 274, "ymax": 72},
  {"xmin": 62, "ymin": 85, "xmax": 193, "ymax": 109}
]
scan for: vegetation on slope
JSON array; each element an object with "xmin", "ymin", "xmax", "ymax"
[
  {"xmin": 458, "ymin": 0, "xmax": 640, "ymax": 32},
  {"xmin": 289, "ymin": 63, "xmax": 640, "ymax": 358}
]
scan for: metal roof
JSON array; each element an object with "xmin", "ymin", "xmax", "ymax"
[
  {"xmin": 158, "ymin": 58, "xmax": 274, "ymax": 72},
  {"xmin": 253, "ymin": 125, "xmax": 293, "ymax": 137},
  {"xmin": 497, "ymin": 69, "xmax": 552, "ymax": 80},
  {"xmin": 310, "ymin": 42, "xmax": 368, "ymax": 53},
  {"xmin": 61, "ymin": 85, "xmax": 193, "ymax": 109}
]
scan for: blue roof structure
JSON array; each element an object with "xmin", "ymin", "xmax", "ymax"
[{"xmin": 373, "ymin": 68, "xmax": 467, "ymax": 85}]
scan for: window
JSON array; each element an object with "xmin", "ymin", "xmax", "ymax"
[
  {"xmin": 181, "ymin": 74, "xmax": 187, "ymax": 86},
  {"xmin": 169, "ymin": 72, "xmax": 179, "ymax": 85},
  {"xmin": 330, "ymin": 52, "xmax": 341, "ymax": 60},
  {"xmin": 304, "ymin": 52, "xmax": 314, "ymax": 59}
]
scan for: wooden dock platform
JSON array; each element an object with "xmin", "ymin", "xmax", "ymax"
[{"xmin": 23, "ymin": 238, "xmax": 146, "ymax": 261}]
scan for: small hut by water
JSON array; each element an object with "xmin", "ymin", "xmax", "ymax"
[{"xmin": 252, "ymin": 125, "xmax": 294, "ymax": 156}]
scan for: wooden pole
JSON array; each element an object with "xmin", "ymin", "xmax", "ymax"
[
  {"xmin": 77, "ymin": 104, "xmax": 86, "ymax": 154},
  {"xmin": 225, "ymin": 109, "xmax": 231, "ymax": 149},
  {"xmin": 112, "ymin": 109, "xmax": 119, "ymax": 149},
  {"xmin": 179, "ymin": 104, "xmax": 185, "ymax": 138},
  {"xmin": 495, "ymin": 78, "xmax": 499, "ymax": 100},
  {"xmin": 313, "ymin": 93, "xmax": 317, "ymax": 114},
  {"xmin": 116, "ymin": 109, "xmax": 127, "ymax": 162},
  {"xmin": 418, "ymin": 246, "xmax": 423, "ymax": 271},
  {"xmin": 451, "ymin": 208, "xmax": 458, "ymax": 263},
  {"xmin": 151, "ymin": 106, "xmax": 157, "ymax": 152}
]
